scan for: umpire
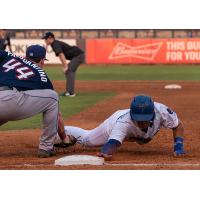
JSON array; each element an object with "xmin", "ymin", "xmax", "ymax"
[{"xmin": 42, "ymin": 32, "xmax": 84, "ymax": 97}]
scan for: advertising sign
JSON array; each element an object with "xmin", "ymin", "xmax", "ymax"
[
  {"xmin": 86, "ymin": 38, "xmax": 200, "ymax": 64},
  {"xmin": 8, "ymin": 39, "xmax": 76, "ymax": 64}
]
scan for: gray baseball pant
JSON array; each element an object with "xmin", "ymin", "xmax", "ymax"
[
  {"xmin": 65, "ymin": 53, "xmax": 84, "ymax": 94},
  {"xmin": 0, "ymin": 88, "xmax": 59, "ymax": 151}
]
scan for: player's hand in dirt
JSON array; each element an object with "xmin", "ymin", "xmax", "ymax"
[
  {"xmin": 97, "ymin": 152, "xmax": 112, "ymax": 161},
  {"xmin": 173, "ymin": 137, "xmax": 185, "ymax": 157},
  {"xmin": 174, "ymin": 149, "xmax": 186, "ymax": 157}
]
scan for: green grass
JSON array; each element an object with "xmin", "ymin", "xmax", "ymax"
[
  {"xmin": 0, "ymin": 91, "xmax": 115, "ymax": 131},
  {"xmin": 1, "ymin": 64, "xmax": 199, "ymax": 131},
  {"xmin": 45, "ymin": 64, "xmax": 200, "ymax": 81}
]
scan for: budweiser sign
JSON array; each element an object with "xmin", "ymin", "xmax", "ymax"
[{"xmin": 109, "ymin": 42, "xmax": 163, "ymax": 60}]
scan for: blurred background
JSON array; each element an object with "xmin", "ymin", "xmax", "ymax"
[
  {"xmin": 2, "ymin": 29, "xmax": 200, "ymax": 65},
  {"xmin": 8, "ymin": 29, "xmax": 200, "ymax": 39}
]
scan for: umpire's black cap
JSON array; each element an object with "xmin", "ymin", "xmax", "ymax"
[{"xmin": 42, "ymin": 32, "xmax": 55, "ymax": 39}]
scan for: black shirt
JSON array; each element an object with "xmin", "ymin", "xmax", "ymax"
[
  {"xmin": 51, "ymin": 40, "xmax": 83, "ymax": 60},
  {"xmin": 0, "ymin": 34, "xmax": 11, "ymax": 50},
  {"xmin": 0, "ymin": 50, "xmax": 54, "ymax": 91}
]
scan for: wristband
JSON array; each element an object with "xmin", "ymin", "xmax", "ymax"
[
  {"xmin": 174, "ymin": 137, "xmax": 185, "ymax": 155},
  {"xmin": 101, "ymin": 139, "xmax": 121, "ymax": 155}
]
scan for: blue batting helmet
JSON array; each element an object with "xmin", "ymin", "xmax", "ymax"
[
  {"xmin": 26, "ymin": 45, "xmax": 47, "ymax": 60},
  {"xmin": 130, "ymin": 95, "xmax": 155, "ymax": 121}
]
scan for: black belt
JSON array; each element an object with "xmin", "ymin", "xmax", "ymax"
[{"xmin": 0, "ymin": 86, "xmax": 12, "ymax": 91}]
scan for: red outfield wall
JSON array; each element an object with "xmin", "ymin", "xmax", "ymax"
[{"xmin": 86, "ymin": 38, "xmax": 200, "ymax": 64}]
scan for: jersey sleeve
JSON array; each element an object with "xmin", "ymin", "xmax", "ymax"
[
  {"xmin": 52, "ymin": 41, "xmax": 63, "ymax": 56},
  {"xmin": 108, "ymin": 122, "xmax": 129, "ymax": 143},
  {"xmin": 160, "ymin": 104, "xmax": 179, "ymax": 129}
]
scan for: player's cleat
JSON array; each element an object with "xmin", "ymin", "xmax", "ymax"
[
  {"xmin": 38, "ymin": 149, "xmax": 56, "ymax": 158},
  {"xmin": 65, "ymin": 92, "xmax": 76, "ymax": 97},
  {"xmin": 60, "ymin": 91, "xmax": 76, "ymax": 97}
]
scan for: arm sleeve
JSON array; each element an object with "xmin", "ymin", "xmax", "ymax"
[
  {"xmin": 100, "ymin": 122, "xmax": 128, "ymax": 155},
  {"xmin": 108, "ymin": 122, "xmax": 129, "ymax": 143},
  {"xmin": 160, "ymin": 105, "xmax": 179, "ymax": 129},
  {"xmin": 52, "ymin": 41, "xmax": 63, "ymax": 56}
]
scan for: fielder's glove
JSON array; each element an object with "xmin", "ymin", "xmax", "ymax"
[{"xmin": 54, "ymin": 135, "xmax": 77, "ymax": 148}]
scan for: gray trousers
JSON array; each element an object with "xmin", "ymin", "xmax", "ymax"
[
  {"xmin": 0, "ymin": 88, "xmax": 59, "ymax": 151},
  {"xmin": 65, "ymin": 53, "xmax": 84, "ymax": 94}
]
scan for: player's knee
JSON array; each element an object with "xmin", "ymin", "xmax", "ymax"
[
  {"xmin": 48, "ymin": 90, "xmax": 59, "ymax": 101},
  {"xmin": 68, "ymin": 67, "xmax": 75, "ymax": 72},
  {"xmin": 68, "ymin": 64, "xmax": 77, "ymax": 72}
]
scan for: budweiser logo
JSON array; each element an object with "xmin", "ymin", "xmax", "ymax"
[{"xmin": 109, "ymin": 42, "xmax": 163, "ymax": 60}]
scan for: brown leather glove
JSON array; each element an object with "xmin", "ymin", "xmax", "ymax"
[{"xmin": 54, "ymin": 135, "xmax": 77, "ymax": 148}]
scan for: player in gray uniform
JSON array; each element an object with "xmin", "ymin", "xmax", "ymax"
[
  {"xmin": 54, "ymin": 95, "xmax": 185, "ymax": 160},
  {"xmin": 0, "ymin": 45, "xmax": 64, "ymax": 158}
]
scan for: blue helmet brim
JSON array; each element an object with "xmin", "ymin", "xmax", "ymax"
[{"xmin": 130, "ymin": 112, "xmax": 154, "ymax": 122}]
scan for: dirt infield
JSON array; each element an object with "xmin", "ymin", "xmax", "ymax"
[{"xmin": 0, "ymin": 80, "xmax": 200, "ymax": 169}]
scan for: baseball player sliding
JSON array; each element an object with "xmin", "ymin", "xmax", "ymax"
[
  {"xmin": 55, "ymin": 95, "xmax": 185, "ymax": 160},
  {"xmin": 0, "ymin": 45, "xmax": 65, "ymax": 158}
]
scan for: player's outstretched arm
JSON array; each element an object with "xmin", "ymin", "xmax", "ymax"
[
  {"xmin": 172, "ymin": 121, "xmax": 185, "ymax": 156},
  {"xmin": 55, "ymin": 112, "xmax": 77, "ymax": 148},
  {"xmin": 97, "ymin": 139, "xmax": 121, "ymax": 161},
  {"xmin": 57, "ymin": 112, "xmax": 66, "ymax": 141}
]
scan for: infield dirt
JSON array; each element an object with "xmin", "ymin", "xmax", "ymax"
[{"xmin": 0, "ymin": 80, "xmax": 199, "ymax": 169}]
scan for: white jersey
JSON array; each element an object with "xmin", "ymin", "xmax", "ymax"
[
  {"xmin": 63, "ymin": 102, "xmax": 179, "ymax": 147},
  {"xmin": 102, "ymin": 102, "xmax": 179, "ymax": 143}
]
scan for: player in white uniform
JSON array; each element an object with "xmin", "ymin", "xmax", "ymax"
[{"xmin": 55, "ymin": 95, "xmax": 185, "ymax": 160}]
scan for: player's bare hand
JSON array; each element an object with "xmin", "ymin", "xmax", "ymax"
[
  {"xmin": 97, "ymin": 152, "xmax": 112, "ymax": 161},
  {"xmin": 173, "ymin": 150, "xmax": 186, "ymax": 157}
]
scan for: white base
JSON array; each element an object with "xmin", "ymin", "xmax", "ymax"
[
  {"xmin": 55, "ymin": 155, "xmax": 105, "ymax": 166},
  {"xmin": 164, "ymin": 84, "xmax": 182, "ymax": 89}
]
